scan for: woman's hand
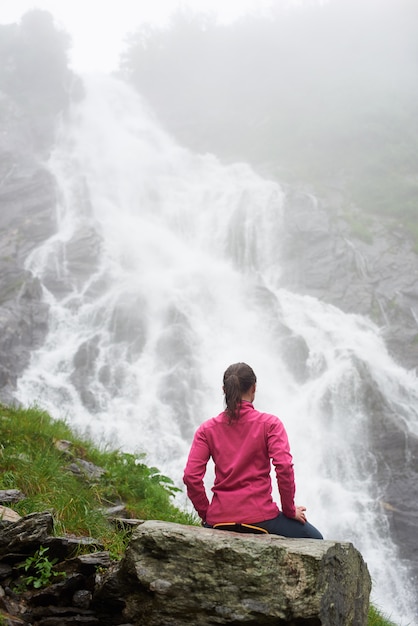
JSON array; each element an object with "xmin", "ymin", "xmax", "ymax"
[{"xmin": 294, "ymin": 505, "xmax": 307, "ymax": 524}]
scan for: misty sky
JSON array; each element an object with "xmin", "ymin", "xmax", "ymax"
[{"xmin": 0, "ymin": 0, "xmax": 276, "ymax": 72}]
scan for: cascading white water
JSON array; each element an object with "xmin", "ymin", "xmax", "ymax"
[{"xmin": 16, "ymin": 74, "xmax": 417, "ymax": 624}]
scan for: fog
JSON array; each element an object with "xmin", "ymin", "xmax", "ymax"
[
  {"xmin": 0, "ymin": 0, "xmax": 277, "ymax": 72},
  {"xmin": 115, "ymin": 0, "xmax": 418, "ymax": 221}
]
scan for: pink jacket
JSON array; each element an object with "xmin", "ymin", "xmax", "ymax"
[{"xmin": 183, "ymin": 401, "xmax": 296, "ymax": 525}]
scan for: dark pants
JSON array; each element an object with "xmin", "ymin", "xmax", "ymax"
[
  {"xmin": 254, "ymin": 513, "xmax": 323, "ymax": 539},
  {"xmin": 206, "ymin": 513, "xmax": 323, "ymax": 539}
]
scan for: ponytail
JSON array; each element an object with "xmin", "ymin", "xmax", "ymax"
[{"xmin": 223, "ymin": 363, "xmax": 257, "ymax": 424}]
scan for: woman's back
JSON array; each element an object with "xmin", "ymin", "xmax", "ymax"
[
  {"xmin": 183, "ymin": 362, "xmax": 322, "ymax": 539},
  {"xmin": 184, "ymin": 401, "xmax": 295, "ymax": 525}
]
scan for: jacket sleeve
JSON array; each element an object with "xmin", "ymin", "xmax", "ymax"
[
  {"xmin": 183, "ymin": 425, "xmax": 211, "ymax": 522},
  {"xmin": 267, "ymin": 418, "xmax": 296, "ymax": 519}
]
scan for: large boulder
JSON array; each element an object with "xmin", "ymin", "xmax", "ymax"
[{"xmin": 99, "ymin": 520, "xmax": 371, "ymax": 626}]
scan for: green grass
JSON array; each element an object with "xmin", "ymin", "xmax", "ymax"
[
  {"xmin": 368, "ymin": 605, "xmax": 399, "ymax": 626},
  {"xmin": 0, "ymin": 404, "xmax": 404, "ymax": 624},
  {"xmin": 0, "ymin": 403, "xmax": 197, "ymax": 557}
]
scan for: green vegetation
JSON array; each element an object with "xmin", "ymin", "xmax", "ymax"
[
  {"xmin": 368, "ymin": 605, "xmax": 398, "ymax": 626},
  {"xmin": 0, "ymin": 404, "xmax": 197, "ymax": 558},
  {"xmin": 17, "ymin": 545, "xmax": 65, "ymax": 589},
  {"xmin": 341, "ymin": 210, "xmax": 374, "ymax": 244}
]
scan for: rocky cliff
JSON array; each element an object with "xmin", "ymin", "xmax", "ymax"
[
  {"xmin": 279, "ymin": 186, "xmax": 418, "ymax": 370},
  {"xmin": 0, "ymin": 10, "xmax": 76, "ymax": 401},
  {"xmin": 0, "ymin": 110, "xmax": 56, "ymax": 400}
]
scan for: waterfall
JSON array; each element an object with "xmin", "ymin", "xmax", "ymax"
[{"xmin": 16, "ymin": 74, "xmax": 417, "ymax": 624}]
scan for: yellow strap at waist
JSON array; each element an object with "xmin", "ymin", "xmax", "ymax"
[{"xmin": 213, "ymin": 522, "xmax": 268, "ymax": 534}]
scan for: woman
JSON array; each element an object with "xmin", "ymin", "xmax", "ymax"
[{"xmin": 183, "ymin": 362, "xmax": 323, "ymax": 538}]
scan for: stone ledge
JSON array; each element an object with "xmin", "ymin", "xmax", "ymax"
[{"xmin": 96, "ymin": 520, "xmax": 371, "ymax": 626}]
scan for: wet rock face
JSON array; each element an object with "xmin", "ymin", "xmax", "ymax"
[
  {"xmin": 0, "ymin": 163, "xmax": 55, "ymax": 402},
  {"xmin": 279, "ymin": 187, "xmax": 418, "ymax": 370},
  {"xmin": 0, "ymin": 88, "xmax": 58, "ymax": 402}
]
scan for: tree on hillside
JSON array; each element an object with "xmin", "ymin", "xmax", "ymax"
[
  {"xmin": 14, "ymin": 10, "xmax": 71, "ymax": 98},
  {"xmin": 0, "ymin": 10, "xmax": 74, "ymax": 150}
]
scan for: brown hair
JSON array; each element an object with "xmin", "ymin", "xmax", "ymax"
[{"xmin": 223, "ymin": 362, "xmax": 257, "ymax": 423}]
